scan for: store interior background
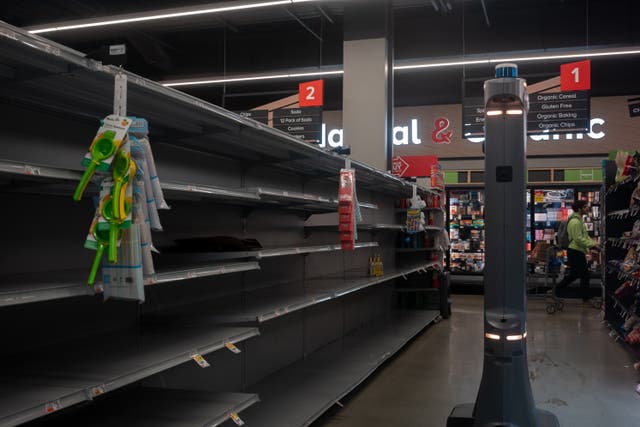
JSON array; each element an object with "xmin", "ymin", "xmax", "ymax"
[
  {"xmin": 5, "ymin": 0, "xmax": 635, "ymax": 289},
  {"xmin": 1, "ymin": 1, "xmax": 640, "ymax": 426}
]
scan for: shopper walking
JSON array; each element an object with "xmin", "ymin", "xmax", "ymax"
[{"xmin": 556, "ymin": 200, "xmax": 599, "ymax": 301}]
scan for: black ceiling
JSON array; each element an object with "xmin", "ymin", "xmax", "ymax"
[{"xmin": 2, "ymin": 0, "xmax": 640, "ymax": 111}]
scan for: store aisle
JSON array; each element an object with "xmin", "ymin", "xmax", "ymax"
[{"xmin": 315, "ymin": 295, "xmax": 640, "ymax": 427}]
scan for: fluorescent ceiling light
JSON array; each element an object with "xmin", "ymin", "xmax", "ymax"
[
  {"xmin": 27, "ymin": 0, "xmax": 319, "ymax": 34},
  {"xmin": 485, "ymin": 333, "xmax": 501, "ymax": 341},
  {"xmin": 394, "ymin": 46, "xmax": 640, "ymax": 71},
  {"xmin": 506, "ymin": 334, "xmax": 525, "ymax": 341},
  {"xmin": 506, "ymin": 109, "xmax": 523, "ymax": 115},
  {"xmin": 163, "ymin": 69, "xmax": 343, "ymax": 87},
  {"xmin": 394, "ymin": 59, "xmax": 489, "ymax": 70},
  {"xmin": 486, "ymin": 110, "xmax": 503, "ymax": 116},
  {"xmin": 160, "ymin": 45, "xmax": 640, "ymax": 87}
]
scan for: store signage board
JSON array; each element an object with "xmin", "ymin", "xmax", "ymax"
[
  {"xmin": 462, "ymin": 97, "xmax": 486, "ymax": 138},
  {"xmin": 628, "ymin": 97, "xmax": 640, "ymax": 117},
  {"xmin": 527, "ymin": 90, "xmax": 591, "ymax": 134},
  {"xmin": 273, "ymin": 107, "xmax": 323, "ymax": 144},
  {"xmin": 560, "ymin": 60, "xmax": 591, "ymax": 91},
  {"xmin": 392, "ymin": 155, "xmax": 438, "ymax": 178},
  {"xmin": 236, "ymin": 109, "xmax": 269, "ymax": 125},
  {"xmin": 299, "ymin": 79, "xmax": 324, "ymax": 107}
]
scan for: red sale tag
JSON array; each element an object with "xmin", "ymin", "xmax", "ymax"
[
  {"xmin": 299, "ymin": 80, "xmax": 324, "ymax": 107},
  {"xmin": 560, "ymin": 60, "xmax": 590, "ymax": 91}
]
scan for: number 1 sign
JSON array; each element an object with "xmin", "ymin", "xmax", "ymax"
[
  {"xmin": 299, "ymin": 79, "xmax": 324, "ymax": 107},
  {"xmin": 560, "ymin": 59, "xmax": 591, "ymax": 91}
]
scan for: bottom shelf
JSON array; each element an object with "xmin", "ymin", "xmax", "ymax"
[
  {"xmin": 240, "ymin": 309, "xmax": 441, "ymax": 427},
  {"xmin": 29, "ymin": 388, "xmax": 259, "ymax": 427}
]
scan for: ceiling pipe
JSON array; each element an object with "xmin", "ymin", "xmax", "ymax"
[{"xmin": 480, "ymin": 0, "xmax": 491, "ymax": 27}]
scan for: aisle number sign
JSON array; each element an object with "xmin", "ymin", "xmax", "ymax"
[
  {"xmin": 299, "ymin": 79, "xmax": 323, "ymax": 107},
  {"xmin": 561, "ymin": 60, "xmax": 591, "ymax": 91}
]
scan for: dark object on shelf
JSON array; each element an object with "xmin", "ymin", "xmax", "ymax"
[
  {"xmin": 167, "ymin": 236, "xmax": 263, "ymax": 253},
  {"xmin": 331, "ymin": 145, "xmax": 351, "ymax": 155}
]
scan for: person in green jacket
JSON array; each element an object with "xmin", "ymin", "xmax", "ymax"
[{"xmin": 556, "ymin": 200, "xmax": 600, "ymax": 301}]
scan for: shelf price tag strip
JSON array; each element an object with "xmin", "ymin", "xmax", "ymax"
[
  {"xmin": 230, "ymin": 412, "xmax": 245, "ymax": 425},
  {"xmin": 44, "ymin": 400, "xmax": 62, "ymax": 414},
  {"xmin": 225, "ymin": 342, "xmax": 242, "ymax": 354},
  {"xmin": 89, "ymin": 384, "xmax": 107, "ymax": 398},
  {"xmin": 190, "ymin": 352, "xmax": 210, "ymax": 368}
]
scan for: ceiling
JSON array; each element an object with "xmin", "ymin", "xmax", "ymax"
[{"xmin": 1, "ymin": 0, "xmax": 640, "ymax": 111}]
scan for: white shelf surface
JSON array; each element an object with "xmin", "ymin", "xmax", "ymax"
[
  {"xmin": 305, "ymin": 224, "xmax": 404, "ymax": 232},
  {"xmin": 204, "ymin": 262, "xmax": 441, "ymax": 324},
  {"xmin": 0, "ymin": 326, "xmax": 259, "ymax": 426},
  {"xmin": 0, "ymin": 159, "xmax": 377, "ymax": 214},
  {"xmin": 178, "ymin": 242, "xmax": 380, "ymax": 261},
  {"xmin": 0, "ymin": 261, "xmax": 259, "ymax": 307},
  {"xmin": 34, "ymin": 388, "xmax": 260, "ymax": 427},
  {"xmin": 240, "ymin": 310, "xmax": 441, "ymax": 427}
]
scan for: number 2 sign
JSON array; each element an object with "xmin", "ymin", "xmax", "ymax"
[
  {"xmin": 560, "ymin": 59, "xmax": 590, "ymax": 91},
  {"xmin": 299, "ymin": 79, "xmax": 324, "ymax": 107}
]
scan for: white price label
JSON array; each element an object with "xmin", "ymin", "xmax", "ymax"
[
  {"xmin": 24, "ymin": 165, "xmax": 41, "ymax": 176},
  {"xmin": 230, "ymin": 412, "xmax": 245, "ymax": 426},
  {"xmin": 191, "ymin": 353, "xmax": 210, "ymax": 368},
  {"xmin": 225, "ymin": 342, "xmax": 241, "ymax": 354},
  {"xmin": 90, "ymin": 384, "xmax": 107, "ymax": 397},
  {"xmin": 45, "ymin": 400, "xmax": 62, "ymax": 414}
]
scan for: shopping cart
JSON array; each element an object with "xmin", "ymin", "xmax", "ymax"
[{"xmin": 527, "ymin": 242, "xmax": 564, "ymax": 314}]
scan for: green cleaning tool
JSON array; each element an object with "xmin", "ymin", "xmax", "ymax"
[
  {"xmin": 111, "ymin": 149, "xmax": 131, "ymax": 218},
  {"xmin": 73, "ymin": 131, "xmax": 117, "ymax": 201}
]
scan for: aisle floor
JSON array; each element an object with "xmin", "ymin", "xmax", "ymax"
[{"xmin": 315, "ymin": 295, "xmax": 640, "ymax": 427}]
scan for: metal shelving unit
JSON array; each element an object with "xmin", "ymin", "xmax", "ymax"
[
  {"xmin": 0, "ymin": 326, "xmax": 258, "ymax": 426},
  {"xmin": 155, "ymin": 263, "xmax": 440, "ymax": 325},
  {"xmin": 0, "ymin": 22, "xmax": 424, "ymax": 198},
  {"xmin": 0, "ymin": 159, "xmax": 378, "ymax": 214},
  {"xmin": 0, "ymin": 261, "xmax": 260, "ymax": 307},
  {"xmin": 240, "ymin": 310, "xmax": 440, "ymax": 427},
  {"xmin": 32, "ymin": 388, "xmax": 259, "ymax": 427},
  {"xmin": 0, "ymin": 20, "xmax": 446, "ymax": 427}
]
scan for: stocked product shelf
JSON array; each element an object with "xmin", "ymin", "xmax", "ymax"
[
  {"xmin": 0, "ymin": 326, "xmax": 259, "ymax": 426},
  {"xmin": 0, "ymin": 261, "xmax": 260, "ymax": 307},
  {"xmin": 33, "ymin": 388, "xmax": 260, "ymax": 427},
  {"xmin": 607, "ymin": 208, "xmax": 640, "ymax": 219},
  {"xmin": 240, "ymin": 309, "xmax": 440, "ymax": 427},
  {"xmin": 607, "ymin": 236, "xmax": 640, "ymax": 248},
  {"xmin": 166, "ymin": 263, "xmax": 441, "ymax": 325},
  {"xmin": 0, "ymin": 22, "xmax": 424, "ymax": 198}
]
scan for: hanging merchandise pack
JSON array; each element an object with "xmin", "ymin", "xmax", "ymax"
[
  {"xmin": 73, "ymin": 115, "xmax": 166, "ymax": 303},
  {"xmin": 338, "ymin": 168, "xmax": 362, "ymax": 250}
]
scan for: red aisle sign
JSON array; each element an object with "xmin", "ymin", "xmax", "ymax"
[
  {"xmin": 392, "ymin": 155, "xmax": 438, "ymax": 178},
  {"xmin": 299, "ymin": 79, "xmax": 324, "ymax": 107},
  {"xmin": 560, "ymin": 60, "xmax": 591, "ymax": 91}
]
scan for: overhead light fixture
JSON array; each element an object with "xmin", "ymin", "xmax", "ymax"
[
  {"xmin": 162, "ymin": 69, "xmax": 343, "ymax": 87},
  {"xmin": 506, "ymin": 109, "xmax": 523, "ymax": 115},
  {"xmin": 394, "ymin": 46, "xmax": 640, "ymax": 71},
  {"xmin": 159, "ymin": 45, "xmax": 640, "ymax": 87},
  {"xmin": 485, "ymin": 333, "xmax": 501, "ymax": 341},
  {"xmin": 27, "ymin": 0, "xmax": 321, "ymax": 34},
  {"xmin": 486, "ymin": 110, "xmax": 503, "ymax": 116}
]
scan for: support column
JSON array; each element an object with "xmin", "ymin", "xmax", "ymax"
[{"xmin": 343, "ymin": 0, "xmax": 393, "ymax": 171}]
